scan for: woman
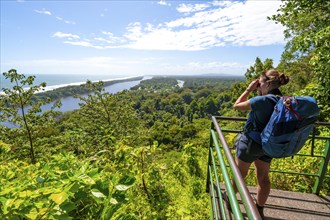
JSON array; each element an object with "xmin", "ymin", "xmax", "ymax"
[{"xmin": 233, "ymin": 69, "xmax": 289, "ymax": 219}]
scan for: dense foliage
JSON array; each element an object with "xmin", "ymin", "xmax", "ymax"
[
  {"xmin": 1, "ymin": 1, "xmax": 329, "ymax": 218},
  {"xmin": 2, "ymin": 72, "xmax": 231, "ymax": 219}
]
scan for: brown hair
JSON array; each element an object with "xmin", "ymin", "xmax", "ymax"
[{"xmin": 262, "ymin": 69, "xmax": 289, "ymax": 88}]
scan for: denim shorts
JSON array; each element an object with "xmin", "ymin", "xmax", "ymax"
[{"xmin": 234, "ymin": 133, "xmax": 272, "ymax": 163}]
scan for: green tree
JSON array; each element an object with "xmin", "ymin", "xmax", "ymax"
[
  {"xmin": 76, "ymin": 80, "xmax": 141, "ymax": 149},
  {"xmin": 270, "ymin": 0, "xmax": 330, "ymax": 120},
  {"xmin": 245, "ymin": 57, "xmax": 274, "ymax": 80},
  {"xmin": 276, "ymin": 53, "xmax": 313, "ymax": 94},
  {"xmin": 0, "ymin": 69, "xmax": 61, "ymax": 163}
]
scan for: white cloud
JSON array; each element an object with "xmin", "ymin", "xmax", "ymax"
[
  {"xmin": 54, "ymin": 17, "xmax": 75, "ymax": 24},
  {"xmin": 63, "ymin": 40, "xmax": 104, "ymax": 49},
  {"xmin": 94, "ymin": 37, "xmax": 107, "ymax": 41},
  {"xmin": 53, "ymin": 31, "xmax": 126, "ymax": 49},
  {"xmin": 124, "ymin": 22, "xmax": 144, "ymax": 41},
  {"xmin": 124, "ymin": 26, "xmax": 206, "ymax": 51},
  {"xmin": 63, "ymin": 40, "xmax": 91, "ymax": 47},
  {"xmin": 101, "ymin": 31, "xmax": 126, "ymax": 44},
  {"xmin": 35, "ymin": 9, "xmax": 75, "ymax": 24},
  {"xmin": 64, "ymin": 20, "xmax": 76, "ymax": 25},
  {"xmin": 176, "ymin": 3, "xmax": 210, "ymax": 14},
  {"xmin": 53, "ymin": 32, "xmax": 80, "ymax": 39},
  {"xmin": 102, "ymin": 31, "xmax": 113, "ymax": 36},
  {"xmin": 34, "ymin": 9, "xmax": 52, "ymax": 16},
  {"xmin": 157, "ymin": 0, "xmax": 171, "ymax": 6},
  {"xmin": 211, "ymin": 1, "xmax": 234, "ymax": 8},
  {"xmin": 53, "ymin": 0, "xmax": 285, "ymax": 51}
]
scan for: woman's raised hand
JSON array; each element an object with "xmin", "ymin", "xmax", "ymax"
[{"xmin": 246, "ymin": 79, "xmax": 259, "ymax": 92}]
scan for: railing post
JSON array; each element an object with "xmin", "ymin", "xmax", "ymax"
[
  {"xmin": 313, "ymin": 140, "xmax": 330, "ymax": 195},
  {"xmin": 206, "ymin": 122, "xmax": 216, "ymax": 193},
  {"xmin": 206, "ymin": 131, "xmax": 212, "ymax": 193}
]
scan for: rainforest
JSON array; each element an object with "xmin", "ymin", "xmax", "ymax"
[{"xmin": 1, "ymin": 0, "xmax": 329, "ymax": 219}]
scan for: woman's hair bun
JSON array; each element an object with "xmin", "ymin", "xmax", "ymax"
[{"xmin": 279, "ymin": 73, "xmax": 289, "ymax": 85}]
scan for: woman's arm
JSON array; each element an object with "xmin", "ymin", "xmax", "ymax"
[
  {"xmin": 233, "ymin": 79, "xmax": 259, "ymax": 111},
  {"xmin": 233, "ymin": 90, "xmax": 252, "ymax": 111}
]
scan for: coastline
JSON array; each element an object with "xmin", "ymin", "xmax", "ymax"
[
  {"xmin": 31, "ymin": 76, "xmax": 144, "ymax": 101},
  {"xmin": 38, "ymin": 75, "xmax": 144, "ymax": 93},
  {"xmin": 0, "ymin": 75, "xmax": 144, "ymax": 96}
]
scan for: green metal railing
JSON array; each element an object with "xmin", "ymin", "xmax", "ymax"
[{"xmin": 206, "ymin": 116, "xmax": 330, "ymax": 220}]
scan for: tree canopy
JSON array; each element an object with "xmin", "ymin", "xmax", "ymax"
[{"xmin": 270, "ymin": 0, "xmax": 330, "ymax": 120}]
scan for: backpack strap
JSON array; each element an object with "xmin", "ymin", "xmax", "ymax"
[
  {"xmin": 283, "ymin": 96, "xmax": 302, "ymax": 120},
  {"xmin": 266, "ymin": 94, "xmax": 281, "ymax": 104}
]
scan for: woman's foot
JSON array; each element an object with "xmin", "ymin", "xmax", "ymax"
[{"xmin": 256, "ymin": 203, "xmax": 265, "ymax": 219}]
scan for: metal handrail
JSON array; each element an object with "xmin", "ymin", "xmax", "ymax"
[
  {"xmin": 206, "ymin": 116, "xmax": 330, "ymax": 219},
  {"xmin": 207, "ymin": 116, "xmax": 261, "ymax": 220}
]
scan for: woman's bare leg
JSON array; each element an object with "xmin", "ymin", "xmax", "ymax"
[
  {"xmin": 254, "ymin": 159, "xmax": 271, "ymax": 206},
  {"xmin": 233, "ymin": 157, "xmax": 251, "ymax": 193}
]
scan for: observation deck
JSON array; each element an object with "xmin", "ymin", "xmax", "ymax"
[{"xmin": 207, "ymin": 116, "xmax": 330, "ymax": 220}]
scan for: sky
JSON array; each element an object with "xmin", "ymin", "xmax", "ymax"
[{"xmin": 0, "ymin": 0, "xmax": 286, "ymax": 77}]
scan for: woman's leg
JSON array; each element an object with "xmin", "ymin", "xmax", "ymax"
[
  {"xmin": 233, "ymin": 157, "xmax": 251, "ymax": 193},
  {"xmin": 254, "ymin": 159, "xmax": 271, "ymax": 206}
]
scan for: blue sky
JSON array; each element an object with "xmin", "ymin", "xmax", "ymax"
[{"xmin": 1, "ymin": 0, "xmax": 286, "ymax": 77}]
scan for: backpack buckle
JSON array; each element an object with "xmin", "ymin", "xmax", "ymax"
[{"xmin": 283, "ymin": 97, "xmax": 292, "ymax": 108}]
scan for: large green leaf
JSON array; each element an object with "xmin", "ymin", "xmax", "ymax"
[
  {"xmin": 60, "ymin": 201, "xmax": 76, "ymax": 212},
  {"xmin": 110, "ymin": 198, "xmax": 118, "ymax": 205},
  {"xmin": 64, "ymin": 182, "xmax": 80, "ymax": 193},
  {"xmin": 19, "ymin": 190, "xmax": 32, "ymax": 198},
  {"xmin": 115, "ymin": 185, "xmax": 131, "ymax": 191},
  {"xmin": 12, "ymin": 199, "xmax": 24, "ymax": 209},
  {"xmin": 24, "ymin": 207, "xmax": 38, "ymax": 219},
  {"xmin": 119, "ymin": 175, "xmax": 135, "ymax": 185},
  {"xmin": 50, "ymin": 192, "xmax": 69, "ymax": 205},
  {"xmin": 77, "ymin": 173, "xmax": 95, "ymax": 185},
  {"xmin": 91, "ymin": 189, "xmax": 106, "ymax": 198}
]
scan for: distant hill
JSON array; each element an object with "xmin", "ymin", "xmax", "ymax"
[{"xmin": 146, "ymin": 73, "xmax": 245, "ymax": 80}]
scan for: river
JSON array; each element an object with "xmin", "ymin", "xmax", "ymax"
[
  {"xmin": 41, "ymin": 78, "xmax": 145, "ymax": 112},
  {"xmin": 1, "ymin": 78, "xmax": 147, "ymax": 128}
]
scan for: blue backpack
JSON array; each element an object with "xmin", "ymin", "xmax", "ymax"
[{"xmin": 249, "ymin": 96, "xmax": 320, "ymax": 158}]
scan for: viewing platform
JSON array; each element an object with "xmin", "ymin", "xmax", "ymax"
[
  {"xmin": 207, "ymin": 116, "xmax": 330, "ymax": 220},
  {"xmin": 232, "ymin": 186, "xmax": 330, "ymax": 220}
]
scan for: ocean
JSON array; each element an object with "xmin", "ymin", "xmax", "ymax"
[{"xmin": 0, "ymin": 74, "xmax": 140, "ymax": 90}]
